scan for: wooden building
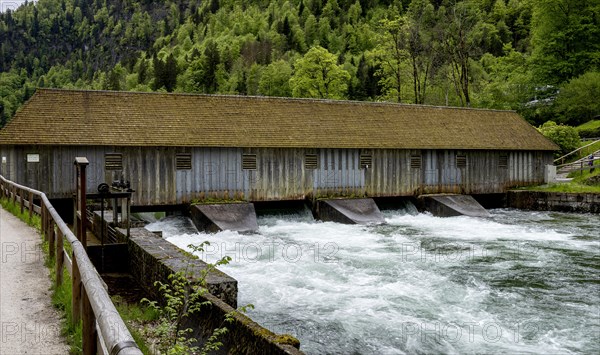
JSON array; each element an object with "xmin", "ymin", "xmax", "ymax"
[{"xmin": 0, "ymin": 89, "xmax": 556, "ymax": 206}]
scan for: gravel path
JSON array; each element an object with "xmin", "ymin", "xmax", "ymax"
[{"xmin": 0, "ymin": 207, "xmax": 69, "ymax": 354}]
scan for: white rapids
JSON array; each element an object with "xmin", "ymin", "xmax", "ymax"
[{"xmin": 146, "ymin": 208, "xmax": 600, "ymax": 354}]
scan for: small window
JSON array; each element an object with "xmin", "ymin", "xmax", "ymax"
[
  {"xmin": 176, "ymin": 154, "xmax": 192, "ymax": 170},
  {"xmin": 410, "ymin": 155, "xmax": 422, "ymax": 169},
  {"xmin": 105, "ymin": 153, "xmax": 122, "ymax": 170},
  {"xmin": 360, "ymin": 154, "xmax": 372, "ymax": 169},
  {"xmin": 242, "ymin": 154, "xmax": 257, "ymax": 170},
  {"xmin": 499, "ymin": 154, "xmax": 508, "ymax": 168},
  {"xmin": 305, "ymin": 154, "xmax": 318, "ymax": 169},
  {"xmin": 456, "ymin": 155, "xmax": 467, "ymax": 168}
]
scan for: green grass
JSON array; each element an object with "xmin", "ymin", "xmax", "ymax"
[
  {"xmin": 576, "ymin": 119, "xmax": 600, "ymax": 132},
  {"xmin": 51, "ymin": 269, "xmax": 83, "ymax": 354},
  {"xmin": 525, "ymin": 183, "xmax": 600, "ymax": 193},
  {"xmin": 111, "ymin": 296, "xmax": 157, "ymax": 355},
  {"xmin": 0, "ymin": 197, "xmax": 42, "ymax": 230},
  {"xmin": 523, "ymin": 161, "xmax": 600, "ymax": 193}
]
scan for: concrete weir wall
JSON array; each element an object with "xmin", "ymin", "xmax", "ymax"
[
  {"xmin": 507, "ymin": 191, "xmax": 600, "ymax": 213},
  {"xmin": 316, "ymin": 198, "xmax": 385, "ymax": 224},
  {"xmin": 191, "ymin": 203, "xmax": 259, "ymax": 233}
]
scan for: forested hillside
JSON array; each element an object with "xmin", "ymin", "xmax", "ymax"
[{"xmin": 1, "ymin": 0, "xmax": 598, "ymax": 128}]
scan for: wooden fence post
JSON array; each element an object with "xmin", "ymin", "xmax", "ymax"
[
  {"xmin": 43, "ymin": 206, "xmax": 49, "ymax": 241},
  {"xmin": 20, "ymin": 189, "xmax": 24, "ymax": 215},
  {"xmin": 28, "ymin": 191, "xmax": 33, "ymax": 221},
  {"xmin": 72, "ymin": 254, "xmax": 82, "ymax": 324},
  {"xmin": 48, "ymin": 221, "xmax": 55, "ymax": 260},
  {"xmin": 56, "ymin": 228, "xmax": 64, "ymax": 288},
  {"xmin": 82, "ymin": 287, "xmax": 98, "ymax": 355},
  {"xmin": 12, "ymin": 185, "xmax": 16, "ymax": 204}
]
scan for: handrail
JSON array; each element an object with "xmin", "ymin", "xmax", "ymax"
[
  {"xmin": 555, "ymin": 150, "xmax": 600, "ymax": 169},
  {"xmin": 0, "ymin": 175, "xmax": 142, "ymax": 355},
  {"xmin": 554, "ymin": 139, "xmax": 600, "ymax": 164}
]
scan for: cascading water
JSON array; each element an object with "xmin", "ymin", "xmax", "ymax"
[{"xmin": 146, "ymin": 208, "xmax": 599, "ymax": 354}]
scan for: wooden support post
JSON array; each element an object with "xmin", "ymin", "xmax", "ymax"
[
  {"xmin": 56, "ymin": 229, "xmax": 64, "ymax": 288},
  {"xmin": 72, "ymin": 254, "xmax": 82, "ymax": 324},
  {"xmin": 74, "ymin": 158, "xmax": 89, "ymax": 250},
  {"xmin": 28, "ymin": 191, "xmax": 33, "ymax": 221},
  {"xmin": 45, "ymin": 207, "xmax": 50, "ymax": 241},
  {"xmin": 82, "ymin": 286, "xmax": 97, "ymax": 355},
  {"xmin": 12, "ymin": 185, "xmax": 16, "ymax": 204},
  {"xmin": 41, "ymin": 205, "xmax": 47, "ymax": 241},
  {"xmin": 20, "ymin": 189, "xmax": 24, "ymax": 215},
  {"xmin": 48, "ymin": 221, "xmax": 55, "ymax": 260}
]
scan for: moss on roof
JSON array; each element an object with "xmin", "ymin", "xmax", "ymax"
[{"xmin": 0, "ymin": 88, "xmax": 557, "ymax": 150}]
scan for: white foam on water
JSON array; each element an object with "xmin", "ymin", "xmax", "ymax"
[{"xmin": 148, "ymin": 209, "xmax": 600, "ymax": 354}]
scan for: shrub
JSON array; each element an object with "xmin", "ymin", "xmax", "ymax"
[{"xmin": 538, "ymin": 121, "xmax": 581, "ymax": 155}]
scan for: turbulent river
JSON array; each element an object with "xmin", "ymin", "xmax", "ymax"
[{"xmin": 146, "ymin": 208, "xmax": 599, "ymax": 354}]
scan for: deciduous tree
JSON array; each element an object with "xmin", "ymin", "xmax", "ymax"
[{"xmin": 289, "ymin": 46, "xmax": 350, "ymax": 99}]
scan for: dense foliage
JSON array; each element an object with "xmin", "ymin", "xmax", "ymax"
[
  {"xmin": 1, "ymin": 0, "xmax": 599, "ymax": 128},
  {"xmin": 537, "ymin": 121, "xmax": 581, "ymax": 156}
]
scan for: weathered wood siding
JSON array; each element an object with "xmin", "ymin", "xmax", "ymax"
[{"xmin": 0, "ymin": 145, "xmax": 552, "ymax": 205}]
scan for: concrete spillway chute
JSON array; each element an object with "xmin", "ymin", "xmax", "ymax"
[
  {"xmin": 191, "ymin": 203, "xmax": 259, "ymax": 233},
  {"xmin": 315, "ymin": 198, "xmax": 385, "ymax": 225},
  {"xmin": 418, "ymin": 194, "xmax": 491, "ymax": 218}
]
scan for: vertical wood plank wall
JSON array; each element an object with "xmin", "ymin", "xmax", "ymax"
[{"xmin": 0, "ymin": 145, "xmax": 552, "ymax": 205}]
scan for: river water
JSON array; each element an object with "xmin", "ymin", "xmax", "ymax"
[{"xmin": 146, "ymin": 208, "xmax": 599, "ymax": 354}]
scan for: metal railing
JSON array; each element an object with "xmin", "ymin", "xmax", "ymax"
[{"xmin": 0, "ymin": 175, "xmax": 142, "ymax": 355}]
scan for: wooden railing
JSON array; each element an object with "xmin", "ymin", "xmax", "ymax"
[
  {"xmin": 554, "ymin": 139, "xmax": 600, "ymax": 164},
  {"xmin": 0, "ymin": 175, "xmax": 142, "ymax": 355}
]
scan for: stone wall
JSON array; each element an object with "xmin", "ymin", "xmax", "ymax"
[{"xmin": 507, "ymin": 191, "xmax": 600, "ymax": 213}]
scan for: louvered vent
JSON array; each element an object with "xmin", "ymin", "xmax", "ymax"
[
  {"xmin": 456, "ymin": 155, "xmax": 467, "ymax": 168},
  {"xmin": 410, "ymin": 155, "xmax": 422, "ymax": 169},
  {"xmin": 360, "ymin": 154, "xmax": 372, "ymax": 169},
  {"xmin": 242, "ymin": 154, "xmax": 257, "ymax": 170},
  {"xmin": 305, "ymin": 154, "xmax": 318, "ymax": 169},
  {"xmin": 105, "ymin": 153, "xmax": 122, "ymax": 170},
  {"xmin": 499, "ymin": 154, "xmax": 508, "ymax": 168},
  {"xmin": 176, "ymin": 154, "xmax": 192, "ymax": 170}
]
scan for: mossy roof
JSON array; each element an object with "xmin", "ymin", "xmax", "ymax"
[{"xmin": 0, "ymin": 88, "xmax": 557, "ymax": 150}]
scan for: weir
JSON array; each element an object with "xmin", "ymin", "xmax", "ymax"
[
  {"xmin": 418, "ymin": 194, "xmax": 490, "ymax": 217},
  {"xmin": 315, "ymin": 198, "xmax": 385, "ymax": 224},
  {"xmin": 190, "ymin": 203, "xmax": 259, "ymax": 233}
]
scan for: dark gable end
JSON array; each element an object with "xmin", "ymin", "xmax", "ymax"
[{"xmin": 0, "ymin": 88, "xmax": 558, "ymax": 151}]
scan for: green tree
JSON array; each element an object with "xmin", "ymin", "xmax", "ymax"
[
  {"xmin": 152, "ymin": 54, "xmax": 178, "ymax": 92},
  {"xmin": 554, "ymin": 71, "xmax": 600, "ymax": 125},
  {"xmin": 371, "ymin": 16, "xmax": 409, "ymax": 103},
  {"xmin": 437, "ymin": 1, "xmax": 485, "ymax": 107},
  {"xmin": 479, "ymin": 44, "xmax": 533, "ymax": 110},
  {"xmin": 529, "ymin": 0, "xmax": 600, "ymax": 85},
  {"xmin": 406, "ymin": 0, "xmax": 438, "ymax": 104},
  {"xmin": 259, "ymin": 60, "xmax": 292, "ymax": 97},
  {"xmin": 289, "ymin": 46, "xmax": 350, "ymax": 99}
]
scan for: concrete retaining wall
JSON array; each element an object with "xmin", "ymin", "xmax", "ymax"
[
  {"xmin": 114, "ymin": 227, "xmax": 303, "ymax": 354},
  {"xmin": 507, "ymin": 191, "xmax": 600, "ymax": 213},
  {"xmin": 125, "ymin": 228, "xmax": 238, "ymax": 308}
]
